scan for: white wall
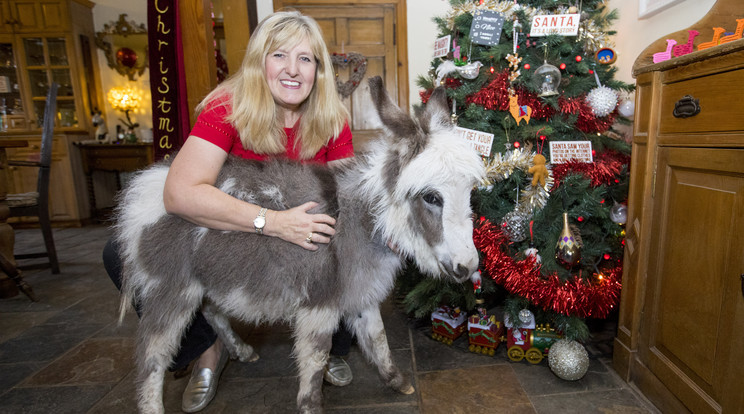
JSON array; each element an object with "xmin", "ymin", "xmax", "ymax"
[{"xmin": 91, "ymin": 0, "xmax": 150, "ymax": 139}]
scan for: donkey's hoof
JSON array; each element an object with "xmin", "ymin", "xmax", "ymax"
[
  {"xmin": 399, "ymin": 384, "xmax": 415, "ymax": 395},
  {"xmin": 239, "ymin": 352, "xmax": 259, "ymax": 363}
]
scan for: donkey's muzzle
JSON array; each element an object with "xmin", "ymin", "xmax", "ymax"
[{"xmin": 442, "ymin": 260, "xmax": 476, "ymax": 283}]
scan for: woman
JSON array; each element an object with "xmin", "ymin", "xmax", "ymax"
[{"xmin": 104, "ymin": 10, "xmax": 355, "ymax": 413}]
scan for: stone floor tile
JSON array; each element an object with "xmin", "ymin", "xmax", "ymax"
[
  {"xmin": 23, "ymin": 337, "xmax": 135, "ymax": 386},
  {"xmin": 0, "ymin": 384, "xmax": 114, "ymax": 414},
  {"xmin": 417, "ymin": 365, "xmax": 536, "ymax": 414},
  {"xmin": 530, "ymin": 388, "xmax": 656, "ymax": 414}
]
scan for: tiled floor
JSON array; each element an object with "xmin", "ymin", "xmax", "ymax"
[{"xmin": 0, "ymin": 225, "xmax": 659, "ymax": 413}]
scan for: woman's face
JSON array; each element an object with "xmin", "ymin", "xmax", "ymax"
[{"xmin": 265, "ymin": 38, "xmax": 317, "ymax": 114}]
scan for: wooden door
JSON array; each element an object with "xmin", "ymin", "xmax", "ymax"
[
  {"xmin": 641, "ymin": 146, "xmax": 744, "ymax": 413},
  {"xmin": 274, "ymin": 0, "xmax": 407, "ymax": 146}
]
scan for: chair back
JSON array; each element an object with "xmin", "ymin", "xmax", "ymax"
[{"xmin": 39, "ymin": 82, "xmax": 58, "ymax": 168}]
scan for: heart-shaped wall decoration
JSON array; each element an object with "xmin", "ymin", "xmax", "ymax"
[{"xmin": 331, "ymin": 52, "xmax": 367, "ymax": 98}]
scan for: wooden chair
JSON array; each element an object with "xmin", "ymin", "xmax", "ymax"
[{"xmin": 6, "ymin": 83, "xmax": 59, "ymax": 274}]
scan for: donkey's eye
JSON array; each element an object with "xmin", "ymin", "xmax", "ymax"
[{"xmin": 423, "ymin": 192, "xmax": 443, "ymax": 207}]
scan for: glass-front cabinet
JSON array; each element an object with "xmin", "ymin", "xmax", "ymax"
[
  {"xmin": 0, "ymin": 39, "xmax": 25, "ymax": 131},
  {"xmin": 22, "ymin": 35, "xmax": 78, "ymax": 128}
]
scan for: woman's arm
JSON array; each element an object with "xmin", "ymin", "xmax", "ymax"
[{"xmin": 163, "ymin": 136, "xmax": 336, "ymax": 249}]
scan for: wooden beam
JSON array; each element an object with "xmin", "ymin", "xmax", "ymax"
[{"xmin": 179, "ymin": 0, "xmax": 217, "ymax": 128}]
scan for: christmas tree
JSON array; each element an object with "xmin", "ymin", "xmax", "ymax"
[{"xmin": 399, "ymin": 0, "xmax": 634, "ymax": 341}]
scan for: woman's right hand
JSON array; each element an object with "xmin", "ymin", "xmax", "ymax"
[
  {"xmin": 266, "ymin": 201, "xmax": 336, "ymax": 251},
  {"xmin": 264, "ymin": 201, "xmax": 336, "ymax": 250}
]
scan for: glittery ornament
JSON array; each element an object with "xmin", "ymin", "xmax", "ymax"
[
  {"xmin": 555, "ymin": 212, "xmax": 581, "ymax": 268},
  {"xmin": 618, "ymin": 99, "xmax": 635, "ymax": 118},
  {"xmin": 502, "ymin": 205, "xmax": 532, "ymax": 242},
  {"xmin": 456, "ymin": 61, "xmax": 483, "ymax": 79},
  {"xmin": 609, "ymin": 202, "xmax": 628, "ymax": 224},
  {"xmin": 586, "ymin": 86, "xmax": 618, "ymax": 117},
  {"xmin": 548, "ymin": 339, "xmax": 589, "ymax": 381},
  {"xmin": 534, "ymin": 61, "xmax": 561, "ymax": 97},
  {"xmin": 518, "ymin": 309, "xmax": 534, "ymax": 326}
]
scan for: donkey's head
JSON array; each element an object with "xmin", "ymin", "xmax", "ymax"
[{"xmin": 363, "ymin": 77, "xmax": 486, "ymax": 283}]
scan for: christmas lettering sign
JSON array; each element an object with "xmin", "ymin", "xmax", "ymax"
[
  {"xmin": 469, "ymin": 10, "xmax": 505, "ymax": 46},
  {"xmin": 456, "ymin": 126, "xmax": 493, "ymax": 157},
  {"xmin": 530, "ymin": 14, "xmax": 581, "ymax": 37},
  {"xmin": 433, "ymin": 35, "xmax": 451, "ymax": 58},
  {"xmin": 549, "ymin": 141, "xmax": 593, "ymax": 163}
]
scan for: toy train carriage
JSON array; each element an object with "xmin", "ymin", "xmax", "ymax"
[
  {"xmin": 431, "ymin": 306, "xmax": 467, "ymax": 345},
  {"xmin": 467, "ymin": 313, "xmax": 504, "ymax": 356},
  {"xmin": 506, "ymin": 324, "xmax": 562, "ymax": 364}
]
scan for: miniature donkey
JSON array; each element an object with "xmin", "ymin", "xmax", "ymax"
[{"xmin": 114, "ymin": 76, "xmax": 485, "ymax": 413}]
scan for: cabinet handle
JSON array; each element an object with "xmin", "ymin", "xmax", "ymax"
[{"xmin": 673, "ymin": 95, "xmax": 701, "ymax": 118}]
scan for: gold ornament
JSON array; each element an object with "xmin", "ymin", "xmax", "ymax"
[
  {"xmin": 555, "ymin": 212, "xmax": 581, "ymax": 268},
  {"xmin": 548, "ymin": 339, "xmax": 589, "ymax": 381}
]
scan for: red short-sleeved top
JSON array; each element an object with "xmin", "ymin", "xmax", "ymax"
[{"xmin": 189, "ymin": 97, "xmax": 354, "ymax": 162}]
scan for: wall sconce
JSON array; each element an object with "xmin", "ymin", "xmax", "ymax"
[{"xmin": 107, "ymin": 85, "xmax": 141, "ymax": 142}]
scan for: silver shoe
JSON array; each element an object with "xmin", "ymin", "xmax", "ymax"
[
  {"xmin": 181, "ymin": 346, "xmax": 229, "ymax": 413},
  {"xmin": 323, "ymin": 355, "xmax": 352, "ymax": 387}
]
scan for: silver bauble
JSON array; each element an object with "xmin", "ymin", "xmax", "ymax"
[
  {"xmin": 586, "ymin": 86, "xmax": 618, "ymax": 117},
  {"xmin": 609, "ymin": 202, "xmax": 628, "ymax": 224},
  {"xmin": 501, "ymin": 206, "xmax": 531, "ymax": 242},
  {"xmin": 518, "ymin": 309, "xmax": 534, "ymax": 325},
  {"xmin": 618, "ymin": 99, "xmax": 635, "ymax": 118},
  {"xmin": 548, "ymin": 339, "xmax": 590, "ymax": 381}
]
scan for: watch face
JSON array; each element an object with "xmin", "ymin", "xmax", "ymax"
[{"xmin": 254, "ymin": 217, "xmax": 266, "ymax": 228}]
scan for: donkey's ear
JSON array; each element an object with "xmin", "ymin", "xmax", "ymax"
[
  {"xmin": 368, "ymin": 76, "xmax": 417, "ymax": 137},
  {"xmin": 421, "ymin": 87, "xmax": 453, "ymax": 133}
]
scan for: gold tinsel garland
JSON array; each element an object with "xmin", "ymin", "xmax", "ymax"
[
  {"xmin": 446, "ymin": 1, "xmax": 613, "ymax": 56},
  {"xmin": 480, "ymin": 148, "xmax": 553, "ymax": 211}
]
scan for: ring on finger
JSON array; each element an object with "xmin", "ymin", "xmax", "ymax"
[{"xmin": 306, "ymin": 232, "xmax": 314, "ymax": 244}]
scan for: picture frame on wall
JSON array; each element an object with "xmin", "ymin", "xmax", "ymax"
[{"xmin": 639, "ymin": 0, "xmax": 685, "ymax": 18}]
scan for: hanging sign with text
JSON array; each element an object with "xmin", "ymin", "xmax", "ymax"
[
  {"xmin": 469, "ymin": 10, "xmax": 505, "ymax": 46},
  {"xmin": 549, "ymin": 141, "xmax": 593, "ymax": 163},
  {"xmin": 148, "ymin": 0, "xmax": 190, "ymax": 161},
  {"xmin": 433, "ymin": 35, "xmax": 451, "ymax": 58},
  {"xmin": 530, "ymin": 14, "xmax": 581, "ymax": 37},
  {"xmin": 456, "ymin": 126, "xmax": 494, "ymax": 157}
]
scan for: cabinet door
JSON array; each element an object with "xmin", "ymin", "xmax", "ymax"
[
  {"xmin": 2, "ymin": 0, "xmax": 67, "ymax": 32},
  {"xmin": 19, "ymin": 34, "xmax": 77, "ymax": 128},
  {"xmin": 0, "ymin": 37, "xmax": 26, "ymax": 130},
  {"xmin": 641, "ymin": 146, "xmax": 744, "ymax": 413}
]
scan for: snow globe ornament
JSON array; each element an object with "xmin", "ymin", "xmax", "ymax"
[
  {"xmin": 534, "ymin": 61, "xmax": 561, "ymax": 97},
  {"xmin": 609, "ymin": 202, "xmax": 628, "ymax": 224}
]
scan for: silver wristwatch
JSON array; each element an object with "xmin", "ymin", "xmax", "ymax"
[{"xmin": 253, "ymin": 207, "xmax": 267, "ymax": 234}]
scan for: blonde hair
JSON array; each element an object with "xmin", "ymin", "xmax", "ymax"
[{"xmin": 197, "ymin": 10, "xmax": 349, "ymax": 160}]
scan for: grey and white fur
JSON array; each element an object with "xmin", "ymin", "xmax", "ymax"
[{"xmin": 114, "ymin": 76, "xmax": 486, "ymax": 414}]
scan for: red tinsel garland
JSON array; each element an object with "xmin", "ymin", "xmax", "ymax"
[
  {"xmin": 462, "ymin": 69, "xmax": 618, "ymax": 134},
  {"xmin": 473, "ymin": 218, "xmax": 622, "ymax": 319},
  {"xmin": 551, "ymin": 149, "xmax": 630, "ymax": 189}
]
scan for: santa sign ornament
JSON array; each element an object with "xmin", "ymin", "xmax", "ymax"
[{"xmin": 530, "ymin": 14, "xmax": 581, "ymax": 37}]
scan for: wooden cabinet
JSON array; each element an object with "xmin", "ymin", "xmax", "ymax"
[
  {"xmin": 0, "ymin": 0, "xmax": 100, "ymax": 225},
  {"xmin": 613, "ymin": 1, "xmax": 744, "ymax": 412}
]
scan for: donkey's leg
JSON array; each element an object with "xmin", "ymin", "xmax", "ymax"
[
  {"xmin": 293, "ymin": 307, "xmax": 339, "ymax": 414},
  {"xmin": 135, "ymin": 282, "xmax": 204, "ymax": 414},
  {"xmin": 201, "ymin": 302, "xmax": 259, "ymax": 362},
  {"xmin": 349, "ymin": 307, "xmax": 414, "ymax": 394}
]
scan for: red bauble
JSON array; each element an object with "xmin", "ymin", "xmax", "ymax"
[
  {"xmin": 524, "ymin": 63, "xmax": 531, "ymax": 70},
  {"xmin": 575, "ymin": 55, "xmax": 582, "ymax": 62},
  {"xmin": 116, "ymin": 47, "xmax": 138, "ymax": 68},
  {"xmin": 559, "ymin": 63, "xmax": 566, "ymax": 70}
]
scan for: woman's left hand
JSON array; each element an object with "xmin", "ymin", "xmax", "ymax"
[{"xmin": 266, "ymin": 201, "xmax": 336, "ymax": 251}]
